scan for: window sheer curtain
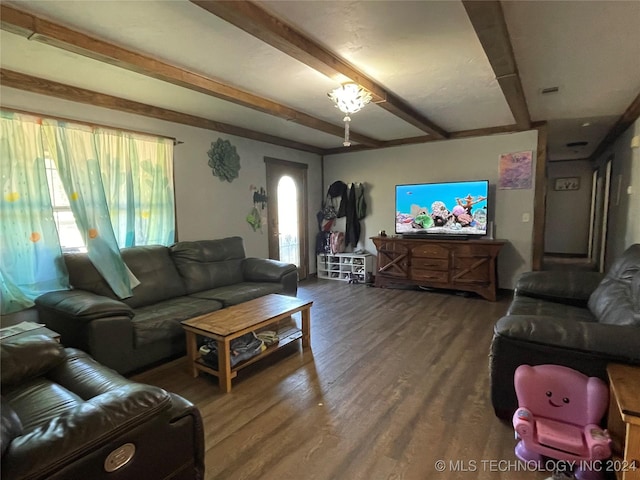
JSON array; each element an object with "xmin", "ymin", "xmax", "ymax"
[
  {"xmin": 94, "ymin": 130, "xmax": 175, "ymax": 247},
  {"xmin": 0, "ymin": 112, "xmax": 69, "ymax": 314},
  {"xmin": 41, "ymin": 120, "xmax": 133, "ymax": 299},
  {"xmin": 1, "ymin": 112, "xmax": 176, "ymax": 314}
]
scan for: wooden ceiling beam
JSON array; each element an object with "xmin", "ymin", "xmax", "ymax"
[
  {"xmin": 0, "ymin": 4, "xmax": 381, "ymax": 148},
  {"xmin": 589, "ymin": 91, "xmax": 640, "ymax": 161},
  {"xmin": 0, "ymin": 69, "xmax": 325, "ymax": 154},
  {"xmin": 189, "ymin": 0, "xmax": 449, "ymax": 140},
  {"xmin": 462, "ymin": 0, "xmax": 531, "ymax": 130},
  {"xmin": 321, "ymin": 123, "xmax": 530, "ymax": 155}
]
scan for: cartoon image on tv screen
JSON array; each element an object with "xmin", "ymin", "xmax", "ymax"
[{"xmin": 396, "ymin": 181, "xmax": 488, "ymax": 236}]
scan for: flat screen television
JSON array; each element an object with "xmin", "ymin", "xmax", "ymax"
[{"xmin": 395, "ymin": 180, "xmax": 489, "ymax": 238}]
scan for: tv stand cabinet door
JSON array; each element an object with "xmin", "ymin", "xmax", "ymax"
[
  {"xmin": 372, "ymin": 238, "xmax": 410, "ymax": 283},
  {"xmin": 450, "ymin": 243, "xmax": 502, "ymax": 301}
]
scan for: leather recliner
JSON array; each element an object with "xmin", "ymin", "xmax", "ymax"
[
  {"xmin": 490, "ymin": 243, "xmax": 640, "ymax": 420},
  {"xmin": 1, "ymin": 335, "xmax": 205, "ymax": 480}
]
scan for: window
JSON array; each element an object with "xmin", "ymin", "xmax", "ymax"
[
  {"xmin": 2, "ymin": 112, "xmax": 177, "ymax": 313},
  {"xmin": 44, "ymin": 156, "xmax": 86, "ymax": 252}
]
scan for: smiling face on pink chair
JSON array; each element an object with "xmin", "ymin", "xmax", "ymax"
[{"xmin": 514, "ymin": 365, "xmax": 609, "ymax": 426}]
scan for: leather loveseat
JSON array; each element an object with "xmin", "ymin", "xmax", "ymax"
[
  {"xmin": 490, "ymin": 243, "xmax": 640, "ymax": 419},
  {"xmin": 35, "ymin": 237, "xmax": 298, "ymax": 374},
  {"xmin": 1, "ymin": 335, "xmax": 204, "ymax": 480}
]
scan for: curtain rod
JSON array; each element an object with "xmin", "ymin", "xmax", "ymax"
[{"xmin": 0, "ymin": 106, "xmax": 183, "ymax": 145}]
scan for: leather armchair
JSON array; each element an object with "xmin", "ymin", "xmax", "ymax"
[
  {"xmin": 1, "ymin": 335, "xmax": 204, "ymax": 480},
  {"xmin": 490, "ymin": 244, "xmax": 640, "ymax": 419}
]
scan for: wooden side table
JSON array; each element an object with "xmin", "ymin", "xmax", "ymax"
[{"xmin": 607, "ymin": 364, "xmax": 640, "ymax": 480}]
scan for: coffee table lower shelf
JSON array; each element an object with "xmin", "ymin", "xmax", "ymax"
[
  {"xmin": 193, "ymin": 326, "xmax": 303, "ymax": 379},
  {"xmin": 182, "ymin": 294, "xmax": 313, "ymax": 393}
]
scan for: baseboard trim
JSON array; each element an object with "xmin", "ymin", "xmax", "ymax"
[{"xmin": 544, "ymin": 252, "xmax": 589, "ymax": 258}]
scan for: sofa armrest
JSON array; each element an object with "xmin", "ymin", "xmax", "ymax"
[
  {"xmin": 583, "ymin": 424, "xmax": 611, "ymax": 460},
  {"xmin": 1, "ymin": 384, "xmax": 172, "ymax": 479},
  {"xmin": 242, "ymin": 258, "xmax": 298, "ymax": 296},
  {"xmin": 494, "ymin": 315, "xmax": 640, "ymax": 361},
  {"xmin": 513, "ymin": 407, "xmax": 533, "ymax": 439},
  {"xmin": 35, "ymin": 291, "xmax": 135, "ymax": 367},
  {"xmin": 242, "ymin": 257, "xmax": 297, "ymax": 282},
  {"xmin": 35, "ymin": 290, "xmax": 134, "ymax": 322},
  {"xmin": 0, "ymin": 335, "xmax": 65, "ymax": 388},
  {"xmin": 514, "ymin": 271, "xmax": 604, "ymax": 307}
]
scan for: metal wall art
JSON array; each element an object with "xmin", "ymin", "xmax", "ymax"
[{"xmin": 207, "ymin": 138, "xmax": 240, "ymax": 182}]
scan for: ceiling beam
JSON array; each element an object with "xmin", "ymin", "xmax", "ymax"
[
  {"xmin": 0, "ymin": 4, "xmax": 381, "ymax": 148},
  {"xmin": 462, "ymin": 1, "xmax": 531, "ymax": 130},
  {"xmin": 589, "ymin": 91, "xmax": 640, "ymax": 161},
  {"xmin": 189, "ymin": 0, "xmax": 449, "ymax": 140},
  {"xmin": 321, "ymin": 123, "xmax": 533, "ymax": 156},
  {"xmin": 0, "ymin": 69, "xmax": 325, "ymax": 154}
]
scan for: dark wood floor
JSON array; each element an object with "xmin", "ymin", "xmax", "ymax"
[{"xmin": 133, "ymin": 280, "xmax": 548, "ymax": 480}]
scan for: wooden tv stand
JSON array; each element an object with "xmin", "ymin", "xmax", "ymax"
[{"xmin": 371, "ymin": 236, "xmax": 505, "ymax": 301}]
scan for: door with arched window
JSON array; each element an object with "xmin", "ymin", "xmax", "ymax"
[{"xmin": 265, "ymin": 157, "xmax": 308, "ymax": 280}]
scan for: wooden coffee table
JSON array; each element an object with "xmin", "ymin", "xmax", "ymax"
[{"xmin": 181, "ymin": 294, "xmax": 312, "ymax": 392}]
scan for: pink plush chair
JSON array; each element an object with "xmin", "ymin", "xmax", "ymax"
[{"xmin": 513, "ymin": 364, "xmax": 611, "ymax": 480}]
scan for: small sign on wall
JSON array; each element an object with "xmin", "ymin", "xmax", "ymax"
[{"xmin": 553, "ymin": 177, "xmax": 580, "ymax": 191}]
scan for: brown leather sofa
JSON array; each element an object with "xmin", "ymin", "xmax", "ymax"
[
  {"xmin": 490, "ymin": 243, "xmax": 640, "ymax": 419},
  {"xmin": 35, "ymin": 237, "xmax": 298, "ymax": 375},
  {"xmin": 1, "ymin": 335, "xmax": 204, "ymax": 480}
]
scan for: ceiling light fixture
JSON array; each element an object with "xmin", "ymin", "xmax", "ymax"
[{"xmin": 328, "ymin": 83, "xmax": 372, "ymax": 146}]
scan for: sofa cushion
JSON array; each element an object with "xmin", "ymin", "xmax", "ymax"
[
  {"xmin": 170, "ymin": 237, "xmax": 246, "ymax": 294},
  {"xmin": 3, "ymin": 377, "xmax": 84, "ymax": 432},
  {"xmin": 132, "ymin": 297, "xmax": 223, "ymax": 347},
  {"xmin": 64, "ymin": 252, "xmax": 119, "ymax": 300},
  {"xmin": 64, "ymin": 246, "xmax": 187, "ymax": 307},
  {"xmin": 1, "ymin": 396, "xmax": 22, "ymax": 456},
  {"xmin": 189, "ymin": 282, "xmax": 284, "ymax": 307},
  {"xmin": 588, "ymin": 244, "xmax": 640, "ymax": 326},
  {"xmin": 508, "ymin": 296, "xmax": 597, "ymax": 323},
  {"xmin": 121, "ymin": 246, "xmax": 187, "ymax": 309}
]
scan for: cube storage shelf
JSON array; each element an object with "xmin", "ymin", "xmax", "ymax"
[{"xmin": 317, "ymin": 253, "xmax": 373, "ymax": 283}]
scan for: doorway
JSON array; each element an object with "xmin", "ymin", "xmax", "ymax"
[
  {"xmin": 265, "ymin": 157, "xmax": 308, "ymax": 280},
  {"xmin": 598, "ymin": 156, "xmax": 613, "ymax": 272},
  {"xmin": 589, "ymin": 155, "xmax": 613, "ymax": 272}
]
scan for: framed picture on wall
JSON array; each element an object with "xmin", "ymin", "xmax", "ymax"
[{"xmin": 554, "ymin": 177, "xmax": 580, "ymax": 191}]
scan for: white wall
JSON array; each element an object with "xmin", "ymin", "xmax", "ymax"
[
  {"xmin": 545, "ymin": 160, "xmax": 593, "ymax": 254},
  {"xmin": 630, "ymin": 120, "xmax": 640, "ymax": 246},
  {"xmin": 324, "ymin": 131, "xmax": 539, "ymax": 289},
  {"xmin": 595, "ymin": 118, "xmax": 640, "ymax": 268},
  {"xmin": 0, "ymin": 87, "xmax": 323, "ymax": 262}
]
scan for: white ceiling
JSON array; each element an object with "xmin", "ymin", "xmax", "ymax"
[{"xmin": 1, "ymin": 0, "xmax": 639, "ymax": 160}]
